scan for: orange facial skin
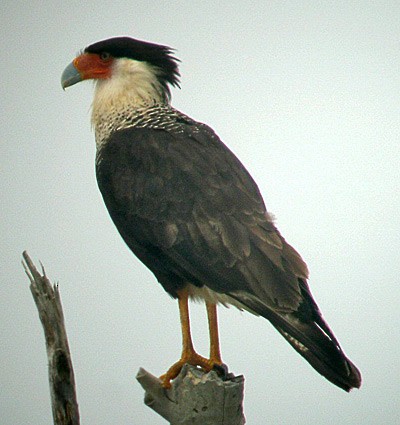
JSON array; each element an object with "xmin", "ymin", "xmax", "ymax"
[{"xmin": 73, "ymin": 53, "xmax": 114, "ymax": 81}]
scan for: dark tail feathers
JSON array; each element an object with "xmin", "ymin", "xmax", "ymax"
[
  {"xmin": 275, "ymin": 320, "xmax": 362, "ymax": 391},
  {"xmin": 230, "ymin": 287, "xmax": 362, "ymax": 391}
]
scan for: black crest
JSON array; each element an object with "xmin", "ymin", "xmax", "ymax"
[{"xmin": 85, "ymin": 37, "xmax": 180, "ymax": 92}]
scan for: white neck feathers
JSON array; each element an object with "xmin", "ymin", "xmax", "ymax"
[
  {"xmin": 91, "ymin": 59, "xmax": 165, "ymax": 126},
  {"xmin": 91, "ymin": 58, "xmax": 167, "ymax": 149}
]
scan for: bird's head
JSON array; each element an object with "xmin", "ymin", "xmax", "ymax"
[{"xmin": 61, "ymin": 37, "xmax": 180, "ymax": 107}]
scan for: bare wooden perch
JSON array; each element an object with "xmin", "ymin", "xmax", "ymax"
[
  {"xmin": 22, "ymin": 251, "xmax": 80, "ymax": 425},
  {"xmin": 136, "ymin": 364, "xmax": 246, "ymax": 424},
  {"xmin": 22, "ymin": 250, "xmax": 246, "ymax": 424}
]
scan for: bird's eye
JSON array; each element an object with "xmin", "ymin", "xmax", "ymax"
[{"xmin": 100, "ymin": 52, "xmax": 111, "ymax": 61}]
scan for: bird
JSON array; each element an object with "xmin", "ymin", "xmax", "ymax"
[{"xmin": 61, "ymin": 36, "xmax": 361, "ymax": 391}]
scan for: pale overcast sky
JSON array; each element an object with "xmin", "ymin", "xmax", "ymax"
[{"xmin": 1, "ymin": 1, "xmax": 399, "ymax": 424}]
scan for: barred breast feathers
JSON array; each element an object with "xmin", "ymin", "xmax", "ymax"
[{"xmin": 93, "ymin": 103, "xmax": 198, "ymax": 149}]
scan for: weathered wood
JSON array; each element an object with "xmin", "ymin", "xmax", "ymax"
[
  {"xmin": 22, "ymin": 251, "xmax": 80, "ymax": 425},
  {"xmin": 136, "ymin": 364, "xmax": 246, "ymax": 424}
]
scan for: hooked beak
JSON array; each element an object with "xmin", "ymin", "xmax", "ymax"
[{"xmin": 61, "ymin": 61, "xmax": 82, "ymax": 90}]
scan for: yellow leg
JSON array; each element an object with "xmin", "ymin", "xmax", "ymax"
[
  {"xmin": 179, "ymin": 290, "xmax": 195, "ymax": 355},
  {"xmin": 206, "ymin": 302, "xmax": 222, "ymax": 364},
  {"xmin": 160, "ymin": 291, "xmax": 223, "ymax": 388}
]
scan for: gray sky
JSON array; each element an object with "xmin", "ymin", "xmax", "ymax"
[{"xmin": 1, "ymin": 1, "xmax": 399, "ymax": 424}]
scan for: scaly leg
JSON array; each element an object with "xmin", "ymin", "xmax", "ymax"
[
  {"xmin": 206, "ymin": 302, "xmax": 222, "ymax": 364},
  {"xmin": 160, "ymin": 291, "xmax": 222, "ymax": 388}
]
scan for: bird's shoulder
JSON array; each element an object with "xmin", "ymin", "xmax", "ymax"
[{"xmin": 96, "ymin": 116, "xmax": 265, "ymax": 220}]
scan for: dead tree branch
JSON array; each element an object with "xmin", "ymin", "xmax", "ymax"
[
  {"xmin": 22, "ymin": 251, "xmax": 80, "ymax": 425},
  {"xmin": 136, "ymin": 364, "xmax": 246, "ymax": 424},
  {"xmin": 21, "ymin": 250, "xmax": 246, "ymax": 424}
]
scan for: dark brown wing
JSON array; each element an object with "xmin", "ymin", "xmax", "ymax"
[{"xmin": 96, "ymin": 123, "xmax": 361, "ymax": 391}]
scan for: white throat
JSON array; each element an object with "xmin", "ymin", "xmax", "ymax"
[{"xmin": 91, "ymin": 59, "xmax": 166, "ymax": 148}]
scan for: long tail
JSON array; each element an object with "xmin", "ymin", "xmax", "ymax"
[
  {"xmin": 274, "ymin": 316, "xmax": 362, "ymax": 391},
  {"xmin": 230, "ymin": 280, "xmax": 362, "ymax": 391}
]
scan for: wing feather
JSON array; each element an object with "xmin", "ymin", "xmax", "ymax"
[
  {"xmin": 96, "ymin": 125, "xmax": 306, "ymax": 299},
  {"xmin": 96, "ymin": 122, "xmax": 360, "ymax": 391}
]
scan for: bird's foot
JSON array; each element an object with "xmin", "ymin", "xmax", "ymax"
[{"xmin": 160, "ymin": 352, "xmax": 223, "ymax": 388}]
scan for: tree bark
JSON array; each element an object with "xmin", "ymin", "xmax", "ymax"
[
  {"xmin": 22, "ymin": 251, "xmax": 80, "ymax": 425},
  {"xmin": 136, "ymin": 364, "xmax": 246, "ymax": 424},
  {"xmin": 22, "ymin": 251, "xmax": 246, "ymax": 425}
]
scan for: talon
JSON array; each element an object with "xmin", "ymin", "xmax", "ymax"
[
  {"xmin": 212, "ymin": 362, "xmax": 231, "ymax": 380},
  {"xmin": 160, "ymin": 354, "xmax": 223, "ymax": 388},
  {"xmin": 160, "ymin": 374, "xmax": 172, "ymax": 389}
]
